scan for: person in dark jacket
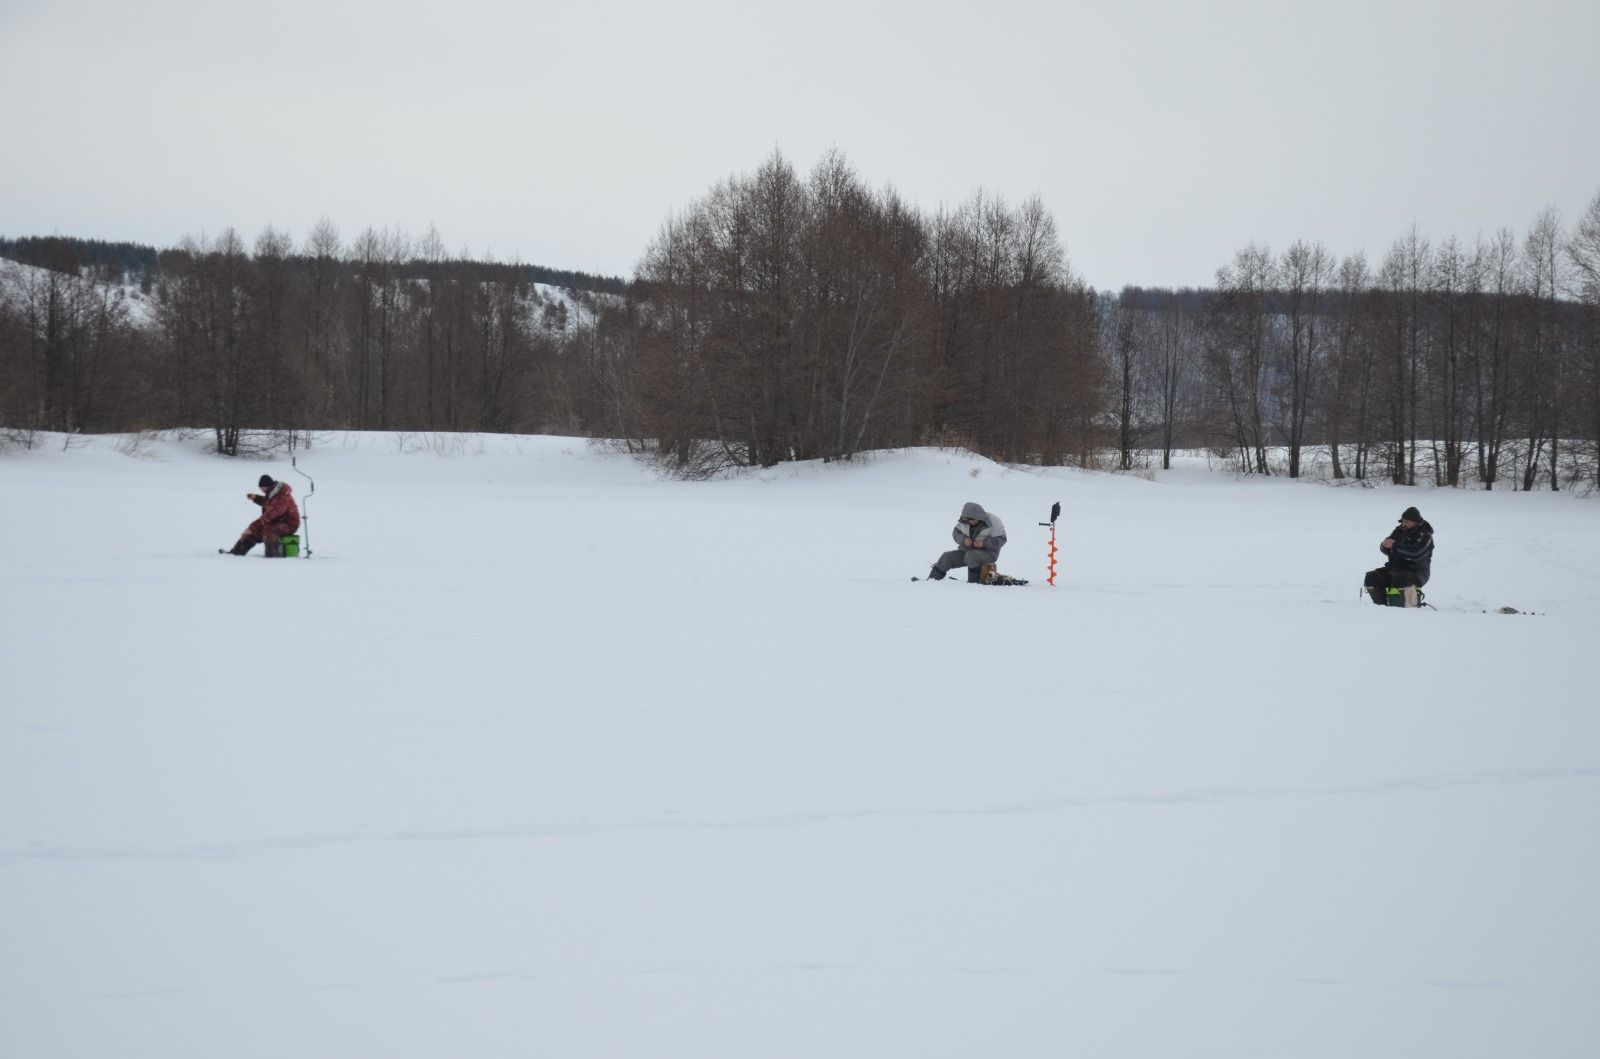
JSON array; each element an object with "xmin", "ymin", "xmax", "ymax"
[
  {"xmin": 225, "ymin": 474, "xmax": 301, "ymax": 556},
  {"xmin": 927, "ymin": 502, "xmax": 1007, "ymax": 582},
  {"xmin": 1364, "ymin": 505, "xmax": 1433, "ymax": 606}
]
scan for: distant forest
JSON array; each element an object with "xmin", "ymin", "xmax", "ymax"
[
  {"xmin": 3, "ymin": 150, "xmax": 1599, "ymax": 491},
  {"xmin": 0, "ymin": 234, "xmax": 633, "ymax": 297}
]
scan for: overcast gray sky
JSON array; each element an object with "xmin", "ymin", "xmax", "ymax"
[{"xmin": 2, "ymin": 0, "xmax": 1597, "ymax": 290}]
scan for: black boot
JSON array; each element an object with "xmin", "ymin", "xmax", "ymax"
[
  {"xmin": 227, "ymin": 537, "xmax": 254, "ymax": 556},
  {"xmin": 1366, "ymin": 586, "xmax": 1386, "ymax": 605},
  {"xmin": 927, "ymin": 565, "xmax": 945, "ymax": 581},
  {"xmin": 967, "ymin": 566, "xmax": 981, "ymax": 583}
]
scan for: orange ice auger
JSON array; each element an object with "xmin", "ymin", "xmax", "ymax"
[{"xmin": 1039, "ymin": 501, "xmax": 1060, "ymax": 586}]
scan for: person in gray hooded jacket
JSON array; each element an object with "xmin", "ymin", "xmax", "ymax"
[{"xmin": 927, "ymin": 502, "xmax": 1007, "ymax": 581}]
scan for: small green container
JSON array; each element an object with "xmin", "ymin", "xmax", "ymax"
[{"xmin": 281, "ymin": 535, "xmax": 300, "ymax": 558}]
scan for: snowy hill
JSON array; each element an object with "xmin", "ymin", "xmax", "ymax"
[
  {"xmin": 0, "ymin": 255, "xmax": 160, "ymax": 328},
  {"xmin": 528, "ymin": 281, "xmax": 610, "ymax": 334},
  {"xmin": 2, "ymin": 433, "xmax": 1597, "ymax": 1059},
  {"xmin": 0, "ymin": 257, "xmax": 609, "ymax": 338}
]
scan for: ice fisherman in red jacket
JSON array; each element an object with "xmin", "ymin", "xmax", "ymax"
[{"xmin": 225, "ymin": 474, "xmax": 301, "ymax": 556}]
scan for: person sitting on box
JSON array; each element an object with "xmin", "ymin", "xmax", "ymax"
[
  {"xmin": 1363, "ymin": 505, "xmax": 1433, "ymax": 606},
  {"xmin": 926, "ymin": 502, "xmax": 1007, "ymax": 583},
  {"xmin": 224, "ymin": 474, "xmax": 301, "ymax": 557}
]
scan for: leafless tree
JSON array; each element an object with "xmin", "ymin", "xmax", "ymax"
[
  {"xmin": 1277, "ymin": 240, "xmax": 1332, "ymax": 478},
  {"xmin": 299, "ymin": 217, "xmax": 345, "ymax": 427},
  {"xmin": 1106, "ymin": 290, "xmax": 1145, "ymax": 471},
  {"xmin": 1323, "ymin": 254, "xmax": 1373, "ymax": 479},
  {"xmin": 247, "ymin": 226, "xmax": 296, "ymax": 444},
  {"xmin": 1568, "ymin": 188, "xmax": 1600, "ymax": 487},
  {"xmin": 1425, "ymin": 236, "xmax": 1474, "ymax": 485},
  {"xmin": 1470, "ymin": 229, "xmax": 1519, "ymax": 488},
  {"xmin": 1207, "ymin": 244, "xmax": 1275, "ymax": 474},
  {"xmin": 1521, "ymin": 207, "xmax": 1565, "ymax": 490},
  {"xmin": 1570, "ymin": 188, "xmax": 1600, "ymax": 304},
  {"xmin": 800, "ymin": 153, "xmax": 927, "ymax": 461},
  {"xmin": 417, "ymin": 225, "xmax": 447, "ymax": 426},
  {"xmin": 1149, "ymin": 289, "xmax": 1197, "ymax": 471},
  {"xmin": 1379, "ymin": 226, "xmax": 1430, "ymax": 484}
]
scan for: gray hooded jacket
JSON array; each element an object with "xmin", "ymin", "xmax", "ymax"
[{"xmin": 953, "ymin": 502, "xmax": 1006, "ymax": 554}]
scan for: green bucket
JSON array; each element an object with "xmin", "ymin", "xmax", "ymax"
[
  {"xmin": 1384, "ymin": 586, "xmax": 1424, "ymax": 608},
  {"xmin": 280, "ymin": 535, "xmax": 300, "ymax": 558}
]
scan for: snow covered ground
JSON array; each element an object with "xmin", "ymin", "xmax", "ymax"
[{"xmin": 2, "ymin": 432, "xmax": 1597, "ymax": 1059}]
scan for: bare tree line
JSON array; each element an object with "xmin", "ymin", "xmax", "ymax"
[
  {"xmin": 1, "ymin": 223, "xmax": 607, "ymax": 454},
  {"xmin": 3, "ymin": 153, "xmax": 1598, "ymax": 491},
  {"xmin": 622, "ymin": 150, "xmax": 1102, "ymax": 471},
  {"xmin": 1103, "ymin": 192, "xmax": 1600, "ymax": 491}
]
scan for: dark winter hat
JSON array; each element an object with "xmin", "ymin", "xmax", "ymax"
[
  {"xmin": 259, "ymin": 475, "xmax": 275, "ymax": 490},
  {"xmin": 1400, "ymin": 506, "xmax": 1422, "ymax": 523}
]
